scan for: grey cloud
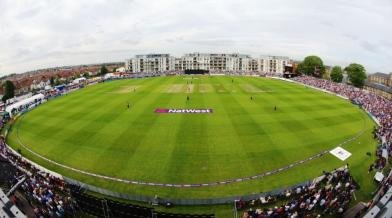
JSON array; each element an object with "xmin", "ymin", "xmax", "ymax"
[
  {"xmin": 121, "ymin": 38, "xmax": 141, "ymax": 45},
  {"xmin": 319, "ymin": 20, "xmax": 334, "ymax": 28},
  {"xmin": 15, "ymin": 6, "xmax": 42, "ymax": 19},
  {"xmin": 360, "ymin": 41, "xmax": 378, "ymax": 53},
  {"xmin": 342, "ymin": 34, "xmax": 358, "ymax": 41},
  {"xmin": 187, "ymin": 39, "xmax": 236, "ymax": 47},
  {"xmin": 1, "ymin": 0, "xmax": 392, "ymax": 75}
]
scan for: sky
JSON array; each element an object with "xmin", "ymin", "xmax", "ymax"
[{"xmin": 0, "ymin": 0, "xmax": 392, "ymax": 76}]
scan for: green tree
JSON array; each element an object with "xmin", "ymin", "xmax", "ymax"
[
  {"xmin": 112, "ymin": 67, "xmax": 117, "ymax": 73},
  {"xmin": 54, "ymin": 77, "xmax": 61, "ymax": 86},
  {"xmin": 330, "ymin": 66, "xmax": 343, "ymax": 82},
  {"xmin": 2, "ymin": 80, "xmax": 16, "ymax": 102},
  {"xmin": 83, "ymin": 72, "xmax": 89, "ymax": 78},
  {"xmin": 345, "ymin": 63, "xmax": 367, "ymax": 88},
  {"xmin": 100, "ymin": 65, "xmax": 109, "ymax": 76},
  {"xmin": 297, "ymin": 55, "xmax": 325, "ymax": 77},
  {"xmin": 50, "ymin": 76, "xmax": 55, "ymax": 86}
]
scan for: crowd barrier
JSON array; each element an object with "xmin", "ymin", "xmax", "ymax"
[
  {"xmin": 64, "ymin": 176, "xmax": 309, "ymax": 205},
  {"xmin": 365, "ymin": 111, "xmax": 381, "ymax": 127}
]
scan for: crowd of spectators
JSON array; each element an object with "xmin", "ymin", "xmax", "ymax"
[
  {"xmin": 0, "ymin": 118, "xmax": 5, "ymax": 130},
  {"xmin": 239, "ymin": 167, "xmax": 356, "ymax": 217},
  {"xmin": 0, "ymin": 136, "xmax": 76, "ymax": 217},
  {"xmin": 207, "ymin": 70, "xmax": 283, "ymax": 77},
  {"xmin": 293, "ymin": 76, "xmax": 392, "ymax": 170}
]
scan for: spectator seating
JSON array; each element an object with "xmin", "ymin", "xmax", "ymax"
[{"xmin": 70, "ymin": 186, "xmax": 214, "ymax": 218}]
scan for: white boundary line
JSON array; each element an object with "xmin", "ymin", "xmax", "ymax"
[{"xmin": 9, "ymin": 103, "xmax": 368, "ymax": 188}]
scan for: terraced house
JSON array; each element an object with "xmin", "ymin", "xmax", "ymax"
[{"xmin": 365, "ymin": 72, "xmax": 392, "ymax": 99}]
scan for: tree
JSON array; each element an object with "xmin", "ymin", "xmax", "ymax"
[
  {"xmin": 345, "ymin": 63, "xmax": 367, "ymax": 88},
  {"xmin": 83, "ymin": 72, "xmax": 90, "ymax": 78},
  {"xmin": 54, "ymin": 77, "xmax": 61, "ymax": 86},
  {"xmin": 2, "ymin": 80, "xmax": 16, "ymax": 102},
  {"xmin": 100, "ymin": 65, "xmax": 109, "ymax": 76},
  {"xmin": 330, "ymin": 66, "xmax": 343, "ymax": 82},
  {"xmin": 297, "ymin": 55, "xmax": 325, "ymax": 77},
  {"xmin": 112, "ymin": 67, "xmax": 117, "ymax": 73},
  {"xmin": 50, "ymin": 76, "xmax": 55, "ymax": 86}
]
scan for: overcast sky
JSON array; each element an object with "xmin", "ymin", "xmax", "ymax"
[{"xmin": 1, "ymin": 0, "xmax": 391, "ymax": 76}]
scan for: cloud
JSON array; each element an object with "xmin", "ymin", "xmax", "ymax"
[
  {"xmin": 0, "ymin": 0, "xmax": 392, "ymax": 75},
  {"xmin": 360, "ymin": 41, "xmax": 378, "ymax": 53}
]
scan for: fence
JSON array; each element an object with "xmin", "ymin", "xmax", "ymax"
[{"xmin": 64, "ymin": 176, "xmax": 310, "ymax": 205}]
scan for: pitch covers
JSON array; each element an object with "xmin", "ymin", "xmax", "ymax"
[{"xmin": 330, "ymin": 147, "xmax": 352, "ymax": 161}]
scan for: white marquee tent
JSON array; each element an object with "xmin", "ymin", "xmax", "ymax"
[
  {"xmin": 5, "ymin": 93, "xmax": 45, "ymax": 115},
  {"xmin": 72, "ymin": 77, "xmax": 86, "ymax": 84}
]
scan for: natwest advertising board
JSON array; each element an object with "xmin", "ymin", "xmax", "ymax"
[{"xmin": 155, "ymin": 108, "xmax": 213, "ymax": 114}]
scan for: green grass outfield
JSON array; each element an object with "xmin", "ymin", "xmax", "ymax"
[{"xmin": 7, "ymin": 76, "xmax": 377, "ymax": 202}]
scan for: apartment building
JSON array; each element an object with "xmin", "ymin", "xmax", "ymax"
[
  {"xmin": 364, "ymin": 72, "xmax": 392, "ymax": 99},
  {"xmin": 125, "ymin": 53, "xmax": 291, "ymax": 73},
  {"xmin": 259, "ymin": 56, "xmax": 290, "ymax": 73},
  {"xmin": 125, "ymin": 54, "xmax": 175, "ymax": 73},
  {"xmin": 367, "ymin": 72, "xmax": 392, "ymax": 87}
]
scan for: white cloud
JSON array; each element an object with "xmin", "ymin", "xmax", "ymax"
[{"xmin": 0, "ymin": 0, "xmax": 391, "ymax": 75}]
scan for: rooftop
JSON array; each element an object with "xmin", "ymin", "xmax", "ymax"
[
  {"xmin": 365, "ymin": 81, "xmax": 392, "ymax": 94},
  {"xmin": 370, "ymin": 72, "xmax": 391, "ymax": 79}
]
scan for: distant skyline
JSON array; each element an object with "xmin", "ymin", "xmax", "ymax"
[{"xmin": 1, "ymin": 0, "xmax": 392, "ymax": 76}]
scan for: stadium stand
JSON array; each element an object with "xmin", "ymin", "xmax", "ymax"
[
  {"xmin": 237, "ymin": 167, "xmax": 358, "ymax": 217},
  {"xmin": 70, "ymin": 186, "xmax": 153, "ymax": 217},
  {"xmin": 184, "ymin": 69, "xmax": 209, "ymax": 75},
  {"xmin": 69, "ymin": 185, "xmax": 214, "ymax": 218},
  {"xmin": 0, "ymin": 156, "xmax": 18, "ymax": 193},
  {"xmin": 0, "ymin": 188, "xmax": 26, "ymax": 218},
  {"xmin": 0, "ymin": 138, "xmax": 77, "ymax": 217},
  {"xmin": 362, "ymin": 171, "xmax": 392, "ymax": 218}
]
